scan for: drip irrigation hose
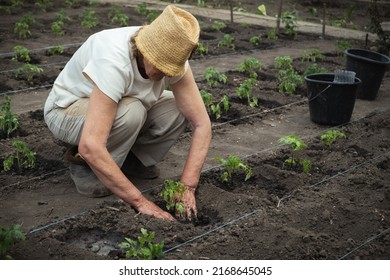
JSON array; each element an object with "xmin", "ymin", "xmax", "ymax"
[
  {"xmin": 163, "ymin": 209, "xmax": 262, "ymax": 254},
  {"xmin": 339, "ymin": 228, "xmax": 390, "ymax": 260}
]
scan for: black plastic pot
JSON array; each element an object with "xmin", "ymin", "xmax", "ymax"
[
  {"xmin": 305, "ymin": 73, "xmax": 361, "ymax": 125},
  {"xmin": 345, "ymin": 48, "xmax": 390, "ymax": 100}
]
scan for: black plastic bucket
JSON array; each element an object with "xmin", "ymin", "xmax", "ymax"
[
  {"xmin": 305, "ymin": 73, "xmax": 361, "ymax": 125},
  {"xmin": 345, "ymin": 48, "xmax": 390, "ymax": 100}
]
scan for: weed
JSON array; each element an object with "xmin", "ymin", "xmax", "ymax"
[
  {"xmin": 12, "ymin": 45, "xmax": 31, "ymax": 63},
  {"xmin": 320, "ymin": 130, "xmax": 346, "ymax": 147},
  {"xmin": 278, "ymin": 135, "xmax": 311, "ymax": 173},
  {"xmin": 0, "ymin": 96, "xmax": 19, "ymax": 138},
  {"xmin": 0, "ymin": 224, "xmax": 25, "ymax": 260},
  {"xmin": 214, "ymin": 155, "xmax": 252, "ymax": 183},
  {"xmin": 119, "ymin": 228, "xmax": 164, "ymax": 260},
  {"xmin": 204, "ymin": 67, "xmax": 227, "ymax": 87},
  {"xmin": 3, "ymin": 140, "xmax": 36, "ymax": 172}
]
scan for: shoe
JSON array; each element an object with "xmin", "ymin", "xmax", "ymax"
[
  {"xmin": 65, "ymin": 146, "xmax": 112, "ymax": 198},
  {"xmin": 121, "ymin": 152, "xmax": 160, "ymax": 179}
]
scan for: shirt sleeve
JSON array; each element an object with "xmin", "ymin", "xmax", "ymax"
[{"xmin": 82, "ymin": 58, "xmax": 129, "ymax": 103}]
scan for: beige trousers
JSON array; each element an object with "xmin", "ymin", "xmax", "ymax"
[{"xmin": 44, "ymin": 90, "xmax": 188, "ymax": 167}]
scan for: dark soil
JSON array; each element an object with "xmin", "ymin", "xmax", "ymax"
[{"xmin": 0, "ymin": 0, "xmax": 389, "ymax": 260}]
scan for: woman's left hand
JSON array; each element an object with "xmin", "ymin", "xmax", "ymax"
[{"xmin": 175, "ymin": 186, "xmax": 197, "ymax": 222}]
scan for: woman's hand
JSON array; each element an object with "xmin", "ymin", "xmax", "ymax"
[
  {"xmin": 134, "ymin": 195, "xmax": 175, "ymax": 221},
  {"xmin": 175, "ymin": 186, "xmax": 197, "ymax": 222}
]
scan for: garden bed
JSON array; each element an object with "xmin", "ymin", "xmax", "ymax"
[{"xmin": 1, "ymin": 0, "xmax": 389, "ymax": 260}]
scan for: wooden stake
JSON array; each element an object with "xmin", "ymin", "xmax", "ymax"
[
  {"xmin": 276, "ymin": 0, "xmax": 283, "ymax": 34},
  {"xmin": 322, "ymin": 3, "xmax": 326, "ymax": 39}
]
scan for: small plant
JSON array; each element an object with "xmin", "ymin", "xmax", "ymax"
[
  {"xmin": 65, "ymin": 0, "xmax": 81, "ymax": 8},
  {"xmin": 135, "ymin": 3, "xmax": 148, "ymax": 16},
  {"xmin": 35, "ymin": 0, "xmax": 53, "ymax": 12},
  {"xmin": 267, "ymin": 29, "xmax": 278, "ymax": 40},
  {"xmin": 119, "ymin": 228, "xmax": 164, "ymax": 260},
  {"xmin": 11, "ymin": 0, "xmax": 24, "ymax": 9},
  {"xmin": 303, "ymin": 63, "xmax": 327, "ymax": 77},
  {"xmin": 15, "ymin": 63, "xmax": 43, "ymax": 81},
  {"xmin": 46, "ymin": 45, "xmax": 64, "ymax": 56},
  {"xmin": 195, "ymin": 42, "xmax": 208, "ymax": 56},
  {"xmin": 257, "ymin": 4, "xmax": 267, "ymax": 16},
  {"xmin": 217, "ymin": 34, "xmax": 235, "ymax": 50},
  {"xmin": 278, "ymin": 135, "xmax": 311, "ymax": 173},
  {"xmin": 0, "ymin": 224, "xmax": 26, "ymax": 259},
  {"xmin": 200, "ymin": 90, "xmax": 229, "ymax": 120},
  {"xmin": 249, "ymin": 35, "xmax": 262, "ymax": 46},
  {"xmin": 335, "ymin": 40, "xmax": 352, "ymax": 56},
  {"xmin": 0, "ymin": 96, "xmax": 19, "ymax": 138},
  {"xmin": 237, "ymin": 57, "xmax": 261, "ymax": 79},
  {"xmin": 204, "ymin": 67, "xmax": 227, "ymax": 87},
  {"xmin": 213, "ymin": 154, "xmax": 252, "ymax": 183},
  {"xmin": 51, "ymin": 21, "xmax": 65, "ymax": 36},
  {"xmin": 55, "ymin": 9, "xmax": 71, "ymax": 22},
  {"xmin": 161, "ymin": 179, "xmax": 185, "ymax": 214},
  {"xmin": 301, "ymin": 48, "xmax": 325, "ymax": 63},
  {"xmin": 279, "ymin": 10, "xmax": 298, "ymax": 36},
  {"xmin": 81, "ymin": 8, "xmax": 99, "ymax": 28},
  {"xmin": 275, "ymin": 56, "xmax": 304, "ymax": 95},
  {"xmin": 14, "ymin": 13, "xmax": 35, "ymax": 39},
  {"xmin": 236, "ymin": 78, "xmax": 258, "ymax": 107},
  {"xmin": 3, "ymin": 140, "xmax": 36, "ymax": 172},
  {"xmin": 12, "ymin": 45, "xmax": 31, "ymax": 63},
  {"xmin": 108, "ymin": 6, "xmax": 129, "ymax": 26},
  {"xmin": 211, "ymin": 20, "xmax": 226, "ymax": 32},
  {"xmin": 320, "ymin": 130, "xmax": 346, "ymax": 147},
  {"xmin": 146, "ymin": 10, "xmax": 160, "ymax": 22}
]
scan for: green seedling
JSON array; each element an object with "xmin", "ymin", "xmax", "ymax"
[
  {"xmin": 35, "ymin": 0, "xmax": 53, "ymax": 12},
  {"xmin": 135, "ymin": 3, "xmax": 148, "ymax": 16},
  {"xmin": 12, "ymin": 45, "xmax": 31, "ymax": 63},
  {"xmin": 249, "ymin": 35, "xmax": 261, "ymax": 46},
  {"xmin": 275, "ymin": 56, "xmax": 303, "ymax": 95},
  {"xmin": 278, "ymin": 135, "xmax": 311, "ymax": 173},
  {"xmin": 211, "ymin": 20, "xmax": 226, "ymax": 32},
  {"xmin": 147, "ymin": 10, "xmax": 160, "ymax": 22},
  {"xmin": 51, "ymin": 21, "xmax": 65, "ymax": 36},
  {"xmin": 335, "ymin": 40, "xmax": 352, "ymax": 56},
  {"xmin": 237, "ymin": 57, "xmax": 261, "ymax": 79},
  {"xmin": 3, "ymin": 140, "xmax": 36, "ymax": 172},
  {"xmin": 46, "ymin": 45, "xmax": 64, "ymax": 56},
  {"xmin": 0, "ymin": 96, "xmax": 19, "ymax": 138},
  {"xmin": 200, "ymin": 90, "xmax": 229, "ymax": 120},
  {"xmin": 217, "ymin": 34, "xmax": 235, "ymax": 50},
  {"xmin": 278, "ymin": 10, "xmax": 298, "ymax": 36},
  {"xmin": 15, "ymin": 63, "xmax": 43, "ymax": 81},
  {"xmin": 0, "ymin": 224, "xmax": 25, "ymax": 260},
  {"xmin": 14, "ymin": 13, "xmax": 35, "ymax": 39},
  {"xmin": 81, "ymin": 9, "xmax": 99, "ymax": 28},
  {"xmin": 197, "ymin": 0, "xmax": 205, "ymax": 7},
  {"xmin": 119, "ymin": 228, "xmax": 164, "ymax": 260},
  {"xmin": 301, "ymin": 48, "xmax": 325, "ymax": 63},
  {"xmin": 196, "ymin": 42, "xmax": 208, "ymax": 56},
  {"xmin": 204, "ymin": 67, "xmax": 227, "ymax": 87},
  {"xmin": 65, "ymin": 0, "xmax": 81, "ymax": 8},
  {"xmin": 55, "ymin": 9, "xmax": 71, "ymax": 23},
  {"xmin": 267, "ymin": 29, "xmax": 278, "ymax": 40},
  {"xmin": 303, "ymin": 63, "xmax": 327, "ymax": 77},
  {"xmin": 11, "ymin": 0, "xmax": 24, "ymax": 9},
  {"xmin": 320, "ymin": 130, "xmax": 346, "ymax": 147},
  {"xmin": 108, "ymin": 6, "xmax": 129, "ymax": 26},
  {"xmin": 214, "ymin": 154, "xmax": 252, "ymax": 183},
  {"xmin": 236, "ymin": 77, "xmax": 258, "ymax": 108},
  {"xmin": 161, "ymin": 179, "xmax": 185, "ymax": 214}
]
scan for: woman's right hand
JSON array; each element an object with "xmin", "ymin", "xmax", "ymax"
[{"xmin": 133, "ymin": 195, "xmax": 175, "ymax": 221}]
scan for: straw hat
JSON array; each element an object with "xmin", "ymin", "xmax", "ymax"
[{"xmin": 135, "ymin": 5, "xmax": 200, "ymax": 77}]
